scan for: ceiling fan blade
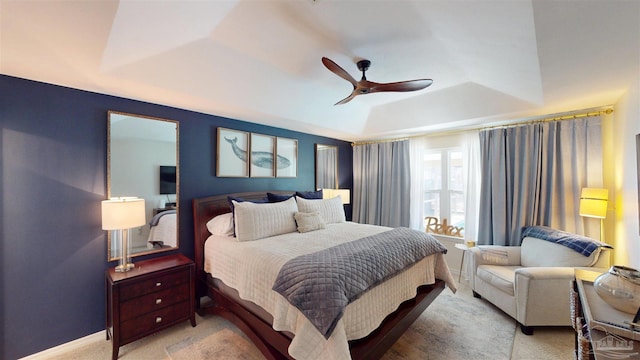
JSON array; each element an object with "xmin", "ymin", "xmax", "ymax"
[
  {"xmin": 368, "ymin": 79, "xmax": 433, "ymax": 93},
  {"xmin": 335, "ymin": 91, "xmax": 358, "ymax": 105},
  {"xmin": 322, "ymin": 57, "xmax": 357, "ymax": 88}
]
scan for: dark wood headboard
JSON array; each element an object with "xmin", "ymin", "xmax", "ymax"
[{"xmin": 192, "ymin": 191, "xmax": 294, "ymax": 275}]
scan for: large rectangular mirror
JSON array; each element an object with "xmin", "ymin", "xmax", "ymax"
[
  {"xmin": 315, "ymin": 144, "xmax": 338, "ymax": 190},
  {"xmin": 108, "ymin": 111, "xmax": 179, "ymax": 261}
]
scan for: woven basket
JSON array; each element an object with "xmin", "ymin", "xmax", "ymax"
[
  {"xmin": 575, "ymin": 317, "xmax": 591, "ymax": 360},
  {"xmin": 570, "ymin": 283, "xmax": 581, "ymax": 330}
]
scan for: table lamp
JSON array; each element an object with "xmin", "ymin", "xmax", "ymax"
[
  {"xmin": 322, "ymin": 189, "xmax": 351, "ymax": 204},
  {"xmin": 579, "ymin": 188, "xmax": 608, "ymax": 241},
  {"xmin": 102, "ymin": 197, "xmax": 146, "ymax": 272}
]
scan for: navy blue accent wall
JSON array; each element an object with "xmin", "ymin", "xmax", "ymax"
[{"xmin": 0, "ymin": 74, "xmax": 353, "ymax": 359}]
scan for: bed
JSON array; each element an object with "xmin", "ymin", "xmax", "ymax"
[
  {"xmin": 147, "ymin": 210, "xmax": 177, "ymax": 248},
  {"xmin": 193, "ymin": 191, "xmax": 456, "ymax": 360}
]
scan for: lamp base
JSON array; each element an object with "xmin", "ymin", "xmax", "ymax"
[{"xmin": 114, "ymin": 263, "xmax": 135, "ymax": 272}]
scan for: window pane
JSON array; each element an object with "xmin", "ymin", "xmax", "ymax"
[
  {"xmin": 423, "ymin": 192, "xmax": 440, "ymax": 219},
  {"xmin": 449, "ymin": 150, "xmax": 464, "ymax": 191},
  {"xmin": 450, "ymin": 191, "xmax": 465, "ymax": 233},
  {"xmin": 424, "ymin": 153, "xmax": 441, "ymax": 190}
]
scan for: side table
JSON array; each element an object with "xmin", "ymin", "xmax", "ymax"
[
  {"xmin": 106, "ymin": 253, "xmax": 196, "ymax": 360},
  {"xmin": 573, "ymin": 269, "xmax": 640, "ymax": 360},
  {"xmin": 454, "ymin": 243, "xmax": 470, "ymax": 282}
]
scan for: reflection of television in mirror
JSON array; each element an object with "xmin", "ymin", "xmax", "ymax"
[{"xmin": 159, "ymin": 166, "xmax": 176, "ymax": 195}]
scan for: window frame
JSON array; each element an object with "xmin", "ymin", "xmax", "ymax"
[{"xmin": 422, "ymin": 146, "xmax": 465, "ymax": 236}]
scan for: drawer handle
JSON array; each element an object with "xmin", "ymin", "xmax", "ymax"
[
  {"xmin": 155, "ymin": 282, "xmax": 162, "ymax": 287},
  {"xmin": 155, "ymin": 298, "xmax": 162, "ymax": 305},
  {"xmin": 156, "ymin": 317, "xmax": 162, "ymax": 323}
]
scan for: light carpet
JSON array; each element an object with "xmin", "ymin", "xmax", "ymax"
[
  {"xmin": 165, "ymin": 283, "xmax": 574, "ymax": 360},
  {"xmin": 166, "ymin": 328, "xmax": 263, "ymax": 360},
  {"xmin": 381, "ymin": 286, "xmax": 514, "ymax": 359},
  {"xmin": 28, "ymin": 282, "xmax": 573, "ymax": 359}
]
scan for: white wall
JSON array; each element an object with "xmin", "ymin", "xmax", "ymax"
[{"xmin": 611, "ymin": 72, "xmax": 640, "ymax": 267}]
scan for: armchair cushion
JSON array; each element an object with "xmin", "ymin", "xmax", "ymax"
[{"xmin": 477, "ymin": 265, "xmax": 520, "ymax": 296}]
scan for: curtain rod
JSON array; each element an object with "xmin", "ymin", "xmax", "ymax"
[
  {"xmin": 351, "ymin": 106, "xmax": 614, "ymax": 146},
  {"xmin": 480, "ymin": 107, "xmax": 614, "ymax": 132},
  {"xmin": 352, "ymin": 137, "xmax": 409, "ymax": 147}
]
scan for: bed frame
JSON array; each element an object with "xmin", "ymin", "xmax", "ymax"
[{"xmin": 193, "ymin": 191, "xmax": 445, "ymax": 360}]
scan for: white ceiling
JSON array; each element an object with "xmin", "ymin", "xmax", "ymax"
[{"xmin": 2, "ymin": 0, "xmax": 638, "ymax": 141}]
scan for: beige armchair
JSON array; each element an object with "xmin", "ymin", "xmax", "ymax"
[{"xmin": 468, "ymin": 231, "xmax": 611, "ymax": 335}]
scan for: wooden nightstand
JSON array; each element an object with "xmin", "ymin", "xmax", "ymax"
[{"xmin": 105, "ymin": 253, "xmax": 196, "ymax": 360}]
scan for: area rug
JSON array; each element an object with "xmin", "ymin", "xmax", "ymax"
[
  {"xmin": 382, "ymin": 285, "xmax": 515, "ymax": 360},
  {"xmin": 166, "ymin": 284, "xmax": 517, "ymax": 360},
  {"xmin": 166, "ymin": 328, "xmax": 263, "ymax": 360}
]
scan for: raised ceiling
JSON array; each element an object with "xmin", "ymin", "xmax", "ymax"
[{"xmin": 2, "ymin": 0, "xmax": 638, "ymax": 141}]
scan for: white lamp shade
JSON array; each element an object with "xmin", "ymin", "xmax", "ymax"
[
  {"xmin": 579, "ymin": 188, "xmax": 608, "ymax": 219},
  {"xmin": 102, "ymin": 198, "xmax": 146, "ymax": 230},
  {"xmin": 323, "ymin": 189, "xmax": 350, "ymax": 204}
]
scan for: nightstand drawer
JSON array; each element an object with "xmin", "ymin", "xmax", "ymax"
[
  {"xmin": 119, "ymin": 300, "xmax": 190, "ymax": 343},
  {"xmin": 120, "ymin": 268, "xmax": 189, "ymax": 300},
  {"xmin": 120, "ymin": 283, "xmax": 190, "ymax": 322}
]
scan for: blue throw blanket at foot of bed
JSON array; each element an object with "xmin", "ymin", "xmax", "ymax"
[{"xmin": 272, "ymin": 227, "xmax": 447, "ymax": 339}]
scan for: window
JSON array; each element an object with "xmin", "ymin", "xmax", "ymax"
[{"xmin": 423, "ymin": 148, "xmax": 465, "ymax": 237}]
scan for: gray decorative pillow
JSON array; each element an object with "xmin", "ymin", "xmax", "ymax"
[{"xmin": 294, "ymin": 211, "xmax": 326, "ymax": 233}]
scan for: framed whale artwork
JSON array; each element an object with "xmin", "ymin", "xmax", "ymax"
[
  {"xmin": 250, "ymin": 133, "xmax": 276, "ymax": 178},
  {"xmin": 217, "ymin": 127, "xmax": 249, "ymax": 177},
  {"xmin": 276, "ymin": 137, "xmax": 298, "ymax": 178}
]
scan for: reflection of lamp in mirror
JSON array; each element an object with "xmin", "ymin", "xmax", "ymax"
[
  {"xmin": 323, "ymin": 189, "xmax": 350, "ymax": 204},
  {"xmin": 102, "ymin": 197, "xmax": 146, "ymax": 272},
  {"xmin": 579, "ymin": 188, "xmax": 608, "ymax": 241}
]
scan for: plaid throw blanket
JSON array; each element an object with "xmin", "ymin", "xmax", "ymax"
[
  {"xmin": 272, "ymin": 227, "xmax": 447, "ymax": 339},
  {"xmin": 521, "ymin": 226, "xmax": 612, "ymax": 257}
]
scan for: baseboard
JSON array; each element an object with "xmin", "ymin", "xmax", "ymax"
[{"xmin": 19, "ymin": 331, "xmax": 104, "ymax": 359}]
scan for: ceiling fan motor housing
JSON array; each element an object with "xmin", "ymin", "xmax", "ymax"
[{"xmin": 357, "ymin": 60, "xmax": 371, "ymax": 72}]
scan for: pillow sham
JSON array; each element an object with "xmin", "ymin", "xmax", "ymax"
[
  {"xmin": 206, "ymin": 213, "xmax": 234, "ymax": 236},
  {"xmin": 227, "ymin": 195, "xmax": 268, "ymax": 211},
  {"xmin": 295, "ymin": 196, "xmax": 345, "ymax": 224},
  {"xmin": 294, "ymin": 211, "xmax": 326, "ymax": 233},
  {"xmin": 227, "ymin": 196, "xmax": 269, "ymax": 235},
  {"xmin": 295, "ymin": 190, "xmax": 323, "ymax": 199},
  {"xmin": 233, "ymin": 197, "xmax": 298, "ymax": 241},
  {"xmin": 267, "ymin": 192, "xmax": 294, "ymax": 203}
]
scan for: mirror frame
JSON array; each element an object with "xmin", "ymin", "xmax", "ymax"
[
  {"xmin": 314, "ymin": 144, "xmax": 339, "ymax": 190},
  {"xmin": 107, "ymin": 110, "xmax": 179, "ymax": 261}
]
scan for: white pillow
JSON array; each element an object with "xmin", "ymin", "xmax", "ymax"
[
  {"xmin": 295, "ymin": 196, "xmax": 345, "ymax": 224},
  {"xmin": 206, "ymin": 213, "xmax": 234, "ymax": 236},
  {"xmin": 233, "ymin": 197, "xmax": 298, "ymax": 241},
  {"xmin": 294, "ymin": 211, "xmax": 326, "ymax": 233}
]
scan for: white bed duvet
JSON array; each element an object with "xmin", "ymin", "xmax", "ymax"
[
  {"xmin": 147, "ymin": 212, "xmax": 177, "ymax": 248},
  {"xmin": 204, "ymin": 222, "xmax": 456, "ymax": 360}
]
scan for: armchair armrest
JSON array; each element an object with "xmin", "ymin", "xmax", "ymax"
[
  {"xmin": 514, "ymin": 267, "xmax": 576, "ymax": 326},
  {"xmin": 468, "ymin": 245, "xmax": 522, "ymax": 267},
  {"xmin": 515, "ymin": 267, "xmax": 576, "ymax": 280},
  {"xmin": 467, "ymin": 246, "xmax": 521, "ymax": 290}
]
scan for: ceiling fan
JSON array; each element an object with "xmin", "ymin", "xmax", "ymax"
[{"xmin": 321, "ymin": 57, "xmax": 433, "ymax": 105}]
